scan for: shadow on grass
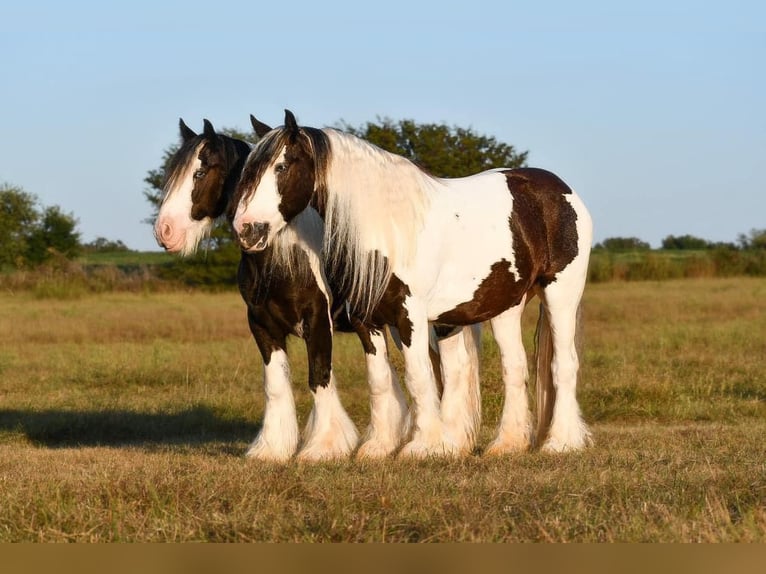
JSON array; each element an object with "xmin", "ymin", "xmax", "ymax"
[{"xmin": 0, "ymin": 406, "xmax": 261, "ymax": 451}]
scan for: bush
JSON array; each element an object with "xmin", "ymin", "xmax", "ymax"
[{"xmin": 153, "ymin": 243, "xmax": 241, "ymax": 289}]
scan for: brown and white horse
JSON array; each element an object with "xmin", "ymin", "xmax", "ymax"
[
  {"xmin": 233, "ymin": 110, "xmax": 593, "ymax": 458},
  {"xmin": 155, "ymin": 118, "xmax": 481, "ymax": 460}
]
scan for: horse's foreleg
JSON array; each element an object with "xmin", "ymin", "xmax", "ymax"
[
  {"xmin": 244, "ymin": 313, "xmax": 299, "ymax": 461},
  {"xmin": 297, "ymin": 306, "xmax": 359, "ymax": 461},
  {"xmin": 245, "ymin": 346, "xmax": 300, "ymax": 462},
  {"xmin": 398, "ymin": 301, "xmax": 457, "ymax": 458}
]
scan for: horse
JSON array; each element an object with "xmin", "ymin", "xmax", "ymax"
[
  {"xmin": 154, "ymin": 117, "xmax": 482, "ymax": 460},
  {"xmin": 232, "ymin": 110, "xmax": 593, "ymax": 458}
]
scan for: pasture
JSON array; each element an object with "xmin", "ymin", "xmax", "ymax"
[{"xmin": 0, "ymin": 278, "xmax": 764, "ymax": 542}]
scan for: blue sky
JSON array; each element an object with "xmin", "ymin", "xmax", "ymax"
[{"xmin": 1, "ymin": 0, "xmax": 764, "ymax": 250}]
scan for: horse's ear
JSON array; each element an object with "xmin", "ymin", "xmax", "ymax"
[
  {"xmin": 284, "ymin": 109, "xmax": 299, "ymax": 138},
  {"xmin": 202, "ymin": 119, "xmax": 217, "ymax": 139},
  {"xmin": 250, "ymin": 114, "xmax": 272, "ymax": 138},
  {"xmin": 179, "ymin": 118, "xmax": 196, "ymax": 141}
]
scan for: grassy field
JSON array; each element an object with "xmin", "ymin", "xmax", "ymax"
[{"xmin": 0, "ymin": 278, "xmax": 764, "ymax": 542}]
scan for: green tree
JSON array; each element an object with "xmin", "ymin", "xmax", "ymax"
[
  {"xmin": 738, "ymin": 228, "xmax": 766, "ymax": 250},
  {"xmin": 595, "ymin": 237, "xmax": 651, "ymax": 251},
  {"xmin": 661, "ymin": 234, "xmax": 710, "ymax": 250},
  {"xmin": 0, "ymin": 183, "xmax": 81, "ymax": 268},
  {"xmin": 0, "ymin": 183, "xmax": 38, "ymax": 267},
  {"xmin": 340, "ymin": 117, "xmax": 528, "ymax": 177},
  {"xmin": 83, "ymin": 237, "xmax": 130, "ymax": 253},
  {"xmin": 26, "ymin": 205, "xmax": 81, "ymax": 263}
]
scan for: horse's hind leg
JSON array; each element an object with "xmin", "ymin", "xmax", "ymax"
[
  {"xmin": 356, "ymin": 329, "xmax": 410, "ymax": 459},
  {"xmin": 538, "ymin": 274, "xmax": 591, "ymax": 452},
  {"xmin": 439, "ymin": 325, "xmax": 482, "ymax": 455},
  {"xmin": 485, "ymin": 299, "xmax": 533, "ymax": 455}
]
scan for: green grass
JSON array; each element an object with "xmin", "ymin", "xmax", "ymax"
[{"xmin": 0, "ymin": 279, "xmax": 764, "ymax": 541}]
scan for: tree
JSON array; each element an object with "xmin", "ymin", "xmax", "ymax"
[
  {"xmin": 738, "ymin": 228, "xmax": 766, "ymax": 250},
  {"xmin": 83, "ymin": 237, "xmax": 130, "ymax": 252},
  {"xmin": 0, "ymin": 183, "xmax": 81, "ymax": 268},
  {"xmin": 595, "ymin": 237, "xmax": 651, "ymax": 251},
  {"xmin": 339, "ymin": 118, "xmax": 528, "ymax": 177},
  {"xmin": 25, "ymin": 205, "xmax": 81, "ymax": 263},
  {"xmin": 0, "ymin": 183, "xmax": 38, "ymax": 267},
  {"xmin": 661, "ymin": 234, "xmax": 710, "ymax": 250}
]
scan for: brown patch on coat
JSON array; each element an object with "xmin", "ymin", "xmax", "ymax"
[
  {"xmin": 436, "ymin": 167, "xmax": 579, "ymax": 325},
  {"xmin": 350, "ymin": 272, "xmax": 414, "ymax": 348}
]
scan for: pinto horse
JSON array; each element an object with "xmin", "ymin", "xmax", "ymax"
[
  {"xmin": 154, "ymin": 118, "xmax": 481, "ymax": 460},
  {"xmin": 233, "ymin": 110, "xmax": 593, "ymax": 458}
]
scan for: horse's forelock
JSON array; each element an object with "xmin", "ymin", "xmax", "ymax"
[
  {"xmin": 162, "ymin": 137, "xmax": 204, "ymax": 201},
  {"xmin": 236, "ymin": 126, "xmax": 332, "ymax": 213},
  {"xmin": 237, "ymin": 128, "xmax": 291, "ymax": 204}
]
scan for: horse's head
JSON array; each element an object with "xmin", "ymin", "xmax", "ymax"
[
  {"xmin": 233, "ymin": 109, "xmax": 325, "ymax": 252},
  {"xmin": 154, "ymin": 118, "xmax": 255, "ymax": 255}
]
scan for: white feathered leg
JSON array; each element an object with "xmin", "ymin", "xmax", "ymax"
[
  {"xmin": 245, "ymin": 349, "xmax": 299, "ymax": 462},
  {"xmin": 439, "ymin": 325, "xmax": 482, "ymax": 455},
  {"xmin": 357, "ymin": 329, "xmax": 410, "ymax": 459},
  {"xmin": 486, "ymin": 302, "xmax": 533, "ymax": 455},
  {"xmin": 297, "ymin": 373, "xmax": 359, "ymax": 461}
]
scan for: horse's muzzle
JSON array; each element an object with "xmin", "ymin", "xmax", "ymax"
[{"xmin": 238, "ymin": 221, "xmax": 270, "ymax": 251}]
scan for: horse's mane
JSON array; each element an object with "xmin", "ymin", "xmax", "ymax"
[
  {"xmin": 239, "ymin": 125, "xmax": 436, "ymax": 314},
  {"xmin": 320, "ymin": 129, "xmax": 437, "ymax": 317},
  {"xmin": 270, "ymin": 207, "xmax": 325, "ymax": 284}
]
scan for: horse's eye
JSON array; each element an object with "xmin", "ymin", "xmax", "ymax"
[
  {"xmin": 275, "ymin": 163, "xmax": 287, "ymax": 174},
  {"xmin": 193, "ymin": 169, "xmax": 206, "ymax": 180}
]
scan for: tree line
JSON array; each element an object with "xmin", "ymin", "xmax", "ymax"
[{"xmin": 595, "ymin": 230, "xmax": 766, "ymax": 252}]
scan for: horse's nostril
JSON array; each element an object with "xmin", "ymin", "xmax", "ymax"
[
  {"xmin": 160, "ymin": 222, "xmax": 173, "ymax": 242},
  {"xmin": 238, "ymin": 222, "xmax": 270, "ymax": 250}
]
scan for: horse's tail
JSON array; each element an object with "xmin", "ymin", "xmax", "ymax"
[
  {"xmin": 534, "ymin": 302, "xmax": 555, "ymax": 447},
  {"xmin": 534, "ymin": 301, "xmax": 585, "ymax": 448}
]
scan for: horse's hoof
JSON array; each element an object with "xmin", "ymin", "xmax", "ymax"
[
  {"xmin": 356, "ymin": 439, "xmax": 397, "ymax": 460},
  {"xmin": 398, "ymin": 440, "xmax": 459, "ymax": 459},
  {"xmin": 484, "ymin": 438, "xmax": 530, "ymax": 456}
]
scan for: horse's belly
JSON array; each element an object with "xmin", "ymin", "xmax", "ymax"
[{"xmin": 427, "ymin": 258, "xmax": 530, "ymax": 325}]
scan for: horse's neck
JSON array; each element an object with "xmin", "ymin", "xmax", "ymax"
[{"xmin": 288, "ymin": 208, "xmax": 325, "ymax": 255}]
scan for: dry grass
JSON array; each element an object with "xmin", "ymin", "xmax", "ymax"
[{"xmin": 0, "ymin": 278, "xmax": 764, "ymax": 541}]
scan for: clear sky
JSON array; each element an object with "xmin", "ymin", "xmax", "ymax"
[{"xmin": 2, "ymin": 0, "xmax": 764, "ymax": 251}]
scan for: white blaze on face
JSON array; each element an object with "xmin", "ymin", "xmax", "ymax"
[
  {"xmin": 153, "ymin": 149, "xmax": 213, "ymax": 256},
  {"xmin": 234, "ymin": 147, "xmax": 289, "ymax": 247}
]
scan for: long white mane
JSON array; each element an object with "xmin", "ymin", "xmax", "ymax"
[
  {"xmin": 321, "ymin": 130, "xmax": 437, "ymax": 317},
  {"xmin": 270, "ymin": 207, "xmax": 325, "ymax": 283}
]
